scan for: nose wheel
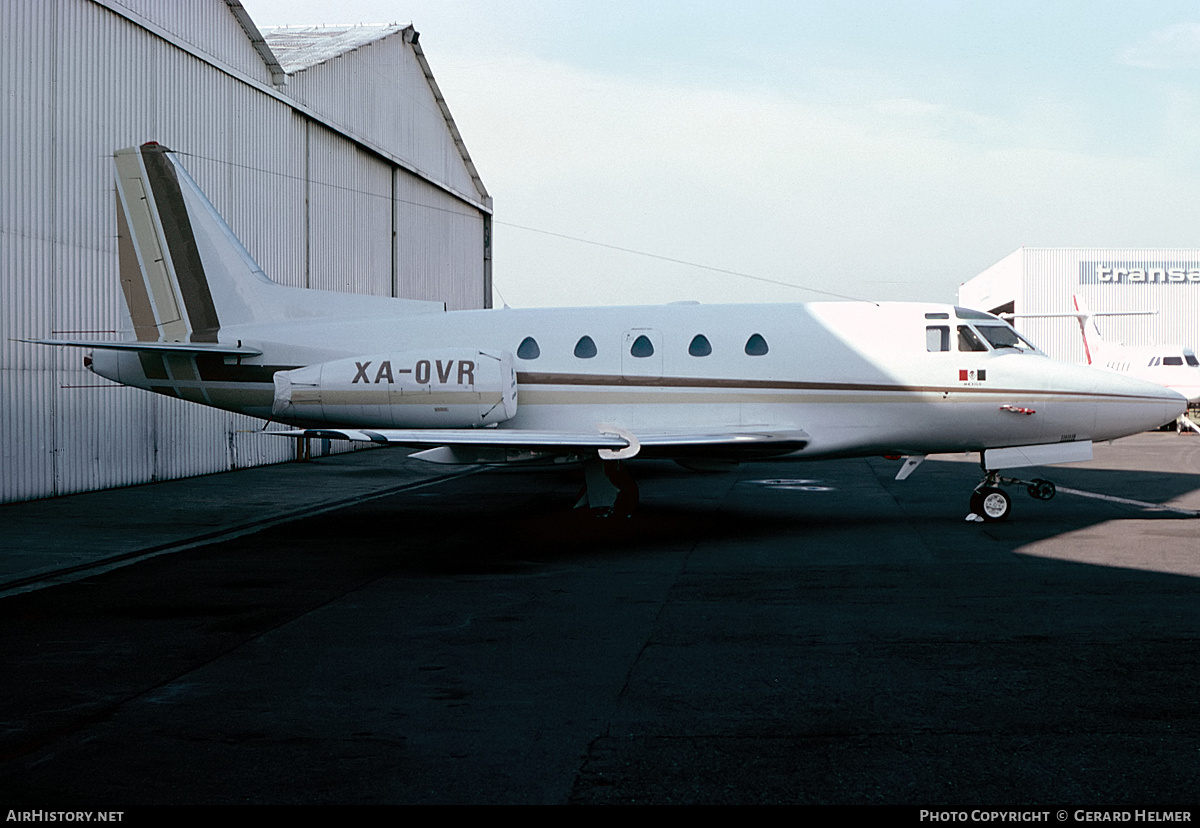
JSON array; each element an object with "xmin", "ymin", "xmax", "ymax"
[
  {"xmin": 970, "ymin": 486, "xmax": 1012, "ymax": 522},
  {"xmin": 968, "ymin": 473, "xmax": 1056, "ymax": 522}
]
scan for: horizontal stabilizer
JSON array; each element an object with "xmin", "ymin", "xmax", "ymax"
[
  {"xmin": 1001, "ymin": 311, "xmax": 1155, "ymax": 320},
  {"xmin": 22, "ymin": 338, "xmax": 263, "ymax": 357}
]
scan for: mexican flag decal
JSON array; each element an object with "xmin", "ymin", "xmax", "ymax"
[{"xmin": 959, "ymin": 369, "xmax": 987, "ymax": 382}]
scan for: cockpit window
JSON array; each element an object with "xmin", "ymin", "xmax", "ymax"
[
  {"xmin": 1187, "ymin": 353, "xmax": 1199, "ymax": 367},
  {"xmin": 1164, "ymin": 356, "xmax": 1184, "ymax": 366},
  {"xmin": 975, "ymin": 325, "xmax": 1036, "ymax": 352},
  {"xmin": 957, "ymin": 325, "xmax": 989, "ymax": 352},
  {"xmin": 954, "ymin": 307, "xmax": 996, "ymax": 320},
  {"xmin": 926, "ymin": 326, "xmax": 950, "ymax": 352}
]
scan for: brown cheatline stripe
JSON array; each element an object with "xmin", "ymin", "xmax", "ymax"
[
  {"xmin": 514, "ymin": 371, "xmax": 1169, "ymax": 401},
  {"xmin": 140, "ymin": 143, "xmax": 219, "ymax": 344},
  {"xmin": 162, "ymin": 362, "xmax": 1171, "ymax": 402},
  {"xmin": 139, "ymin": 358, "xmax": 1176, "ymax": 407}
]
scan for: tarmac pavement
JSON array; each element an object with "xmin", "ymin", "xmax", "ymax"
[{"xmin": 1, "ymin": 435, "xmax": 1198, "ymax": 806}]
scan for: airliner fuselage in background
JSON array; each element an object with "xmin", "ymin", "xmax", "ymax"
[
  {"xmin": 1003, "ymin": 296, "xmax": 1200, "ymax": 407},
  {"xmin": 34, "ymin": 144, "xmax": 1187, "ymax": 521},
  {"xmin": 1070, "ymin": 295, "xmax": 1200, "ymax": 404}
]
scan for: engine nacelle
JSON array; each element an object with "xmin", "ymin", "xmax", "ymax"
[{"xmin": 273, "ymin": 349, "xmax": 518, "ymax": 428}]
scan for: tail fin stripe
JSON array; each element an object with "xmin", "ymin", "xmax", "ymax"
[
  {"xmin": 141, "ymin": 145, "xmax": 221, "ymax": 343},
  {"xmin": 115, "ymin": 188, "xmax": 160, "ymax": 342},
  {"xmin": 118, "ymin": 171, "xmax": 186, "ymax": 340},
  {"xmin": 1072, "ymin": 295, "xmax": 1093, "ymax": 364}
]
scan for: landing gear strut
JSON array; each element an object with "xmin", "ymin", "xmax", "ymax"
[
  {"xmin": 576, "ymin": 457, "xmax": 639, "ymax": 517},
  {"xmin": 968, "ymin": 472, "xmax": 1056, "ymax": 522}
]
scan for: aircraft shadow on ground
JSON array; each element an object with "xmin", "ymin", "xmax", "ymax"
[
  {"xmin": 282, "ymin": 456, "xmax": 1200, "ymax": 580},
  {"xmin": 3, "ymin": 456, "xmax": 1198, "ymax": 807}
]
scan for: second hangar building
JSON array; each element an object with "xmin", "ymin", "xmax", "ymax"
[{"xmin": 959, "ymin": 247, "xmax": 1200, "ymax": 366}]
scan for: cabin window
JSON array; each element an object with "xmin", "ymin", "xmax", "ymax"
[
  {"xmin": 517, "ymin": 336, "xmax": 541, "ymax": 360},
  {"xmin": 1164, "ymin": 356, "xmax": 1184, "ymax": 366},
  {"xmin": 957, "ymin": 326, "xmax": 988, "ymax": 352},
  {"xmin": 630, "ymin": 335, "xmax": 655, "ymax": 358},
  {"xmin": 925, "ymin": 312, "xmax": 950, "ymax": 320},
  {"xmin": 926, "ymin": 326, "xmax": 950, "ymax": 352},
  {"xmin": 688, "ymin": 334, "xmax": 712, "ymax": 357},
  {"xmin": 574, "ymin": 335, "xmax": 597, "ymax": 359},
  {"xmin": 744, "ymin": 333, "xmax": 769, "ymax": 356}
]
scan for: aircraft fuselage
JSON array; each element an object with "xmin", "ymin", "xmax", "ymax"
[{"xmin": 91, "ymin": 300, "xmax": 1186, "ymax": 461}]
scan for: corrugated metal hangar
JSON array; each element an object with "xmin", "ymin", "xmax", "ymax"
[
  {"xmin": 960, "ymin": 247, "xmax": 1200, "ymax": 366},
  {"xmin": 2, "ymin": 0, "xmax": 492, "ymax": 503}
]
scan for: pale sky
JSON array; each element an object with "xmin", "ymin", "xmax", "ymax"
[{"xmin": 240, "ymin": 1, "xmax": 1200, "ymax": 308}]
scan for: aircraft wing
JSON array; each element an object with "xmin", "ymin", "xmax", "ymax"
[{"xmin": 268, "ymin": 425, "xmax": 810, "ymax": 459}]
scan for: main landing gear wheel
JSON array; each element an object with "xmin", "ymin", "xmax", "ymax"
[
  {"xmin": 1026, "ymin": 478, "xmax": 1056, "ymax": 501},
  {"xmin": 970, "ymin": 486, "xmax": 1012, "ymax": 522}
]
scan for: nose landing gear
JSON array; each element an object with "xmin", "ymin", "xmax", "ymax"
[
  {"xmin": 968, "ymin": 472, "xmax": 1056, "ymax": 522},
  {"xmin": 970, "ymin": 484, "xmax": 1011, "ymax": 522}
]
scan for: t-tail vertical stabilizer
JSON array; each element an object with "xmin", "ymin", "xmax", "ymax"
[
  {"xmin": 113, "ymin": 142, "xmax": 445, "ymax": 342},
  {"xmin": 1071, "ymin": 294, "xmax": 1107, "ymax": 365}
]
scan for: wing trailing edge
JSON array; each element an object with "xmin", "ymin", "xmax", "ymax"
[{"xmin": 266, "ymin": 425, "xmax": 811, "ymax": 458}]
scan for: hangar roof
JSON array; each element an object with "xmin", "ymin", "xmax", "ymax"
[{"xmin": 262, "ymin": 24, "xmax": 407, "ymax": 73}]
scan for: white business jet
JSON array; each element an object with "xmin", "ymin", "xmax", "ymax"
[{"xmin": 32, "ymin": 145, "xmax": 1186, "ymax": 521}]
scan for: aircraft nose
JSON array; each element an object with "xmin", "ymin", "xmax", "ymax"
[{"xmin": 1091, "ymin": 372, "xmax": 1187, "ymax": 439}]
